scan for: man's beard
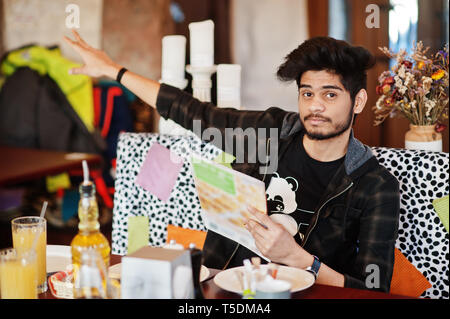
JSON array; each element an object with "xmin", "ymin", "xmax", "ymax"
[{"xmin": 301, "ymin": 107, "xmax": 354, "ymax": 141}]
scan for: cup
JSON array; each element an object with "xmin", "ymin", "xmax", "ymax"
[
  {"xmin": 11, "ymin": 216, "xmax": 47, "ymax": 293},
  {"xmin": 254, "ymin": 278, "xmax": 292, "ymax": 299},
  {"xmin": 73, "ymin": 248, "xmax": 107, "ymax": 299},
  {"xmin": 0, "ymin": 248, "xmax": 38, "ymax": 299}
]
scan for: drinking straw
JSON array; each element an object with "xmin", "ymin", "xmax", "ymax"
[
  {"xmin": 31, "ymin": 201, "xmax": 48, "ymax": 252},
  {"xmin": 242, "ymin": 259, "xmax": 255, "ymax": 298},
  {"xmin": 268, "ymin": 263, "xmax": 279, "ymax": 279}
]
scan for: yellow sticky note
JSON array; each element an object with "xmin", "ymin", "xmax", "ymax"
[
  {"xmin": 213, "ymin": 151, "xmax": 235, "ymax": 169},
  {"xmin": 127, "ymin": 216, "xmax": 149, "ymax": 254},
  {"xmin": 46, "ymin": 173, "xmax": 71, "ymax": 193},
  {"xmin": 433, "ymin": 195, "xmax": 449, "ymax": 233}
]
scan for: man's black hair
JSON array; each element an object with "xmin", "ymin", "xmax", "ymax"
[{"xmin": 277, "ymin": 37, "xmax": 376, "ymax": 114}]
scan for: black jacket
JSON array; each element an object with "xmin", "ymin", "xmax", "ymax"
[
  {"xmin": 156, "ymin": 83, "xmax": 400, "ymax": 293},
  {"xmin": 0, "ymin": 67, "xmax": 105, "ymax": 153}
]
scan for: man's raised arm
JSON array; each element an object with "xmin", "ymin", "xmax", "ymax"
[{"xmin": 64, "ymin": 29, "xmax": 160, "ymax": 107}]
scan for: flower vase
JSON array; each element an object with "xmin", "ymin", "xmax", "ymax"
[{"xmin": 404, "ymin": 124, "xmax": 442, "ymax": 152}]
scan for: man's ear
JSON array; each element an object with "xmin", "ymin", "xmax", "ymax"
[{"xmin": 354, "ymin": 89, "xmax": 368, "ymax": 114}]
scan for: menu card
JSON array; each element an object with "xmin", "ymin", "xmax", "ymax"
[{"xmin": 190, "ymin": 155, "xmax": 269, "ymax": 261}]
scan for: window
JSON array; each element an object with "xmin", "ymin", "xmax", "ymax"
[
  {"xmin": 328, "ymin": 0, "xmax": 350, "ymax": 41},
  {"xmin": 389, "ymin": 0, "xmax": 419, "ymax": 67},
  {"xmin": 443, "ymin": 0, "xmax": 449, "ymax": 45}
]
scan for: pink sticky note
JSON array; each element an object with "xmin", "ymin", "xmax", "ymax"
[{"xmin": 135, "ymin": 142, "xmax": 184, "ymax": 202}]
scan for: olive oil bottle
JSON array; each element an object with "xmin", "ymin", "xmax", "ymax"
[{"xmin": 71, "ymin": 161, "xmax": 110, "ymax": 298}]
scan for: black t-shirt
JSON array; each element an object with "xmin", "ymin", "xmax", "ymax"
[{"xmin": 264, "ymin": 132, "xmax": 345, "ymax": 243}]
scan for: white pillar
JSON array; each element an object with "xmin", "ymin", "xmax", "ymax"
[
  {"xmin": 217, "ymin": 64, "xmax": 241, "ymax": 109},
  {"xmin": 185, "ymin": 65, "xmax": 217, "ymax": 102},
  {"xmin": 186, "ymin": 20, "xmax": 216, "ymax": 103},
  {"xmin": 189, "ymin": 20, "xmax": 214, "ymax": 68},
  {"xmin": 159, "ymin": 35, "xmax": 190, "ymax": 135},
  {"xmin": 161, "ymin": 35, "xmax": 188, "ymax": 87}
]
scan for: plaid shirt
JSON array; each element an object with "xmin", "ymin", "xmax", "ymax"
[{"xmin": 157, "ymin": 84, "xmax": 400, "ymax": 293}]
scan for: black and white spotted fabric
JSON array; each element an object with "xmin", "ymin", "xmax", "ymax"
[
  {"xmin": 372, "ymin": 147, "xmax": 449, "ymax": 299},
  {"xmin": 112, "ymin": 133, "xmax": 449, "ymax": 298},
  {"xmin": 112, "ymin": 132, "xmax": 221, "ymax": 256}
]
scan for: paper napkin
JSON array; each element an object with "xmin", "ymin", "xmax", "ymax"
[
  {"xmin": 135, "ymin": 142, "xmax": 184, "ymax": 202},
  {"xmin": 127, "ymin": 216, "xmax": 149, "ymax": 255},
  {"xmin": 433, "ymin": 195, "xmax": 449, "ymax": 233},
  {"xmin": 213, "ymin": 151, "xmax": 235, "ymax": 169}
]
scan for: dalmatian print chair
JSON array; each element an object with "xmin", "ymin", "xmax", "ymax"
[
  {"xmin": 112, "ymin": 132, "xmax": 449, "ymax": 298},
  {"xmin": 112, "ymin": 132, "xmax": 218, "ymax": 255},
  {"xmin": 371, "ymin": 147, "xmax": 449, "ymax": 299}
]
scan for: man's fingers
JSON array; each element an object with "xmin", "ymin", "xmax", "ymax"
[
  {"xmin": 71, "ymin": 29, "xmax": 88, "ymax": 47},
  {"xmin": 245, "ymin": 218, "xmax": 267, "ymax": 238},
  {"xmin": 69, "ymin": 66, "xmax": 86, "ymax": 75},
  {"xmin": 63, "ymin": 36, "xmax": 83, "ymax": 53},
  {"xmin": 247, "ymin": 205, "xmax": 273, "ymax": 228}
]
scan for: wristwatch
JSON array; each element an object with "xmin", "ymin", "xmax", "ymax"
[{"xmin": 306, "ymin": 255, "xmax": 321, "ymax": 280}]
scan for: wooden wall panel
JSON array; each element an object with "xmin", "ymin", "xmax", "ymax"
[
  {"xmin": 102, "ymin": 0, "xmax": 174, "ymax": 80},
  {"xmin": 348, "ymin": 0, "xmax": 390, "ymax": 148},
  {"xmin": 307, "ymin": 0, "xmax": 328, "ymax": 37},
  {"xmin": 102, "ymin": 0, "xmax": 174, "ymax": 132},
  {"xmin": 0, "ymin": 0, "xmax": 3, "ymax": 57}
]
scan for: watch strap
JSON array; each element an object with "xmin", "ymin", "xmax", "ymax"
[{"xmin": 306, "ymin": 255, "xmax": 321, "ymax": 280}]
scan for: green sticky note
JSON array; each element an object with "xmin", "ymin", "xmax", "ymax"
[
  {"xmin": 192, "ymin": 157, "xmax": 236, "ymax": 195},
  {"xmin": 433, "ymin": 195, "xmax": 449, "ymax": 233},
  {"xmin": 213, "ymin": 151, "xmax": 235, "ymax": 169},
  {"xmin": 127, "ymin": 216, "xmax": 149, "ymax": 254}
]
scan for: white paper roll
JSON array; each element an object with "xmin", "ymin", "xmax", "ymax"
[
  {"xmin": 162, "ymin": 35, "xmax": 186, "ymax": 81},
  {"xmin": 189, "ymin": 20, "xmax": 214, "ymax": 67}
]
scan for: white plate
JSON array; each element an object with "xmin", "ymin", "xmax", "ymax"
[
  {"xmin": 46, "ymin": 245, "xmax": 72, "ymax": 273},
  {"xmin": 213, "ymin": 265, "xmax": 315, "ymax": 294},
  {"xmin": 108, "ymin": 263, "xmax": 210, "ymax": 282},
  {"xmin": 200, "ymin": 265, "xmax": 210, "ymax": 282}
]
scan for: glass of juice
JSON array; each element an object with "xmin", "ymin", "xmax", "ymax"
[
  {"xmin": 0, "ymin": 248, "xmax": 38, "ymax": 299},
  {"xmin": 11, "ymin": 216, "xmax": 47, "ymax": 293}
]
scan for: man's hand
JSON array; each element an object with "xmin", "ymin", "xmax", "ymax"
[
  {"xmin": 64, "ymin": 29, "xmax": 121, "ymax": 78},
  {"xmin": 244, "ymin": 206, "xmax": 313, "ymax": 268}
]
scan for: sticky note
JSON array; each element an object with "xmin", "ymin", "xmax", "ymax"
[
  {"xmin": 213, "ymin": 151, "xmax": 235, "ymax": 169},
  {"xmin": 135, "ymin": 142, "xmax": 184, "ymax": 202},
  {"xmin": 127, "ymin": 216, "xmax": 149, "ymax": 255},
  {"xmin": 433, "ymin": 195, "xmax": 449, "ymax": 233}
]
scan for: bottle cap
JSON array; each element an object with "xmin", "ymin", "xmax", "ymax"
[{"xmin": 80, "ymin": 181, "xmax": 94, "ymax": 194}]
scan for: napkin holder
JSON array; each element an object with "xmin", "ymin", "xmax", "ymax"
[{"xmin": 121, "ymin": 246, "xmax": 194, "ymax": 299}]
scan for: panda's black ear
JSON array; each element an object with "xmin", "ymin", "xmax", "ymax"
[{"xmin": 285, "ymin": 177, "xmax": 298, "ymax": 192}]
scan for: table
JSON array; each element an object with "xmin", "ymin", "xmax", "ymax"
[
  {"xmin": 39, "ymin": 254, "xmax": 412, "ymax": 299},
  {"xmin": 0, "ymin": 146, "xmax": 102, "ymax": 186}
]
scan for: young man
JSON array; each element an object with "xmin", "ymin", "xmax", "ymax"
[{"xmin": 65, "ymin": 32, "xmax": 399, "ymax": 292}]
